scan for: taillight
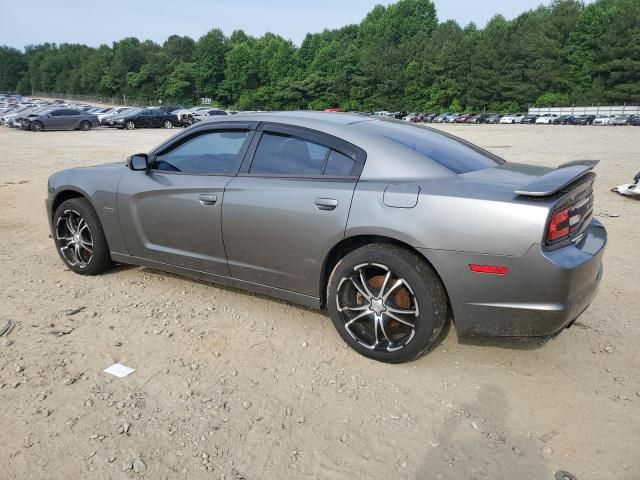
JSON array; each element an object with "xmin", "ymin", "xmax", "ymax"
[{"xmin": 548, "ymin": 208, "xmax": 570, "ymax": 242}]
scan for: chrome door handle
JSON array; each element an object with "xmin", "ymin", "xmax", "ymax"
[
  {"xmin": 199, "ymin": 194, "xmax": 218, "ymax": 206},
  {"xmin": 314, "ymin": 198, "xmax": 338, "ymax": 211}
]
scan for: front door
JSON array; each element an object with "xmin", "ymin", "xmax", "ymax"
[
  {"xmin": 117, "ymin": 128, "xmax": 254, "ymax": 276},
  {"xmin": 223, "ymin": 125, "xmax": 364, "ymax": 297}
]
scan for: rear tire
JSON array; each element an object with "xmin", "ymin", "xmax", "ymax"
[
  {"xmin": 327, "ymin": 244, "xmax": 448, "ymax": 363},
  {"xmin": 52, "ymin": 198, "xmax": 113, "ymax": 275},
  {"xmin": 163, "ymin": 120, "xmax": 173, "ymax": 129},
  {"xmin": 79, "ymin": 120, "xmax": 92, "ymax": 131}
]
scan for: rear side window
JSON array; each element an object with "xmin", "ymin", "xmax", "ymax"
[
  {"xmin": 250, "ymin": 132, "xmax": 329, "ymax": 175},
  {"xmin": 153, "ymin": 130, "xmax": 250, "ymax": 174},
  {"xmin": 324, "ymin": 150, "xmax": 357, "ymax": 176},
  {"xmin": 356, "ymin": 121, "xmax": 503, "ymax": 174}
]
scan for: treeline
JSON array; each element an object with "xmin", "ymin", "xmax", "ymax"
[{"xmin": 0, "ymin": 0, "xmax": 638, "ymax": 111}]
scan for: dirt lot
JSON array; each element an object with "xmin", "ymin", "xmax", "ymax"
[{"xmin": 0, "ymin": 122, "xmax": 638, "ymax": 480}]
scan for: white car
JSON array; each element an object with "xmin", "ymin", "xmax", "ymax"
[
  {"xmin": 593, "ymin": 115, "xmax": 614, "ymax": 126},
  {"xmin": 500, "ymin": 113, "xmax": 525, "ymax": 124},
  {"xmin": 535, "ymin": 114, "xmax": 558, "ymax": 124},
  {"xmin": 98, "ymin": 107, "xmax": 133, "ymax": 123}
]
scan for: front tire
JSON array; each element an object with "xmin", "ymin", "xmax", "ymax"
[
  {"xmin": 327, "ymin": 244, "xmax": 448, "ymax": 363},
  {"xmin": 125, "ymin": 121, "xmax": 136, "ymax": 130},
  {"xmin": 52, "ymin": 198, "xmax": 113, "ymax": 275},
  {"xmin": 30, "ymin": 121, "xmax": 43, "ymax": 132}
]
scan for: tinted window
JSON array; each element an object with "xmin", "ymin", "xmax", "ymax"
[
  {"xmin": 324, "ymin": 150, "xmax": 356, "ymax": 176},
  {"xmin": 65, "ymin": 109, "xmax": 80, "ymax": 116},
  {"xmin": 153, "ymin": 131, "xmax": 250, "ymax": 174},
  {"xmin": 355, "ymin": 121, "xmax": 503, "ymax": 174},
  {"xmin": 50, "ymin": 110, "xmax": 65, "ymax": 116},
  {"xmin": 250, "ymin": 132, "xmax": 329, "ymax": 175}
]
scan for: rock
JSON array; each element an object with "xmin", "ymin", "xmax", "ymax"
[
  {"xmin": 603, "ymin": 345, "xmax": 614, "ymax": 354},
  {"xmin": 542, "ymin": 446, "xmax": 553, "ymax": 454},
  {"xmin": 2, "ymin": 339, "xmax": 13, "ymax": 347},
  {"xmin": 285, "ymin": 407, "xmax": 293, "ymax": 417},
  {"xmin": 117, "ymin": 422, "xmax": 130, "ymax": 434},
  {"xmin": 122, "ymin": 460, "xmax": 133, "ymax": 471},
  {"xmin": 512, "ymin": 446, "xmax": 523, "ymax": 455},
  {"xmin": 15, "ymin": 365, "xmax": 24, "ymax": 373},
  {"xmin": 301, "ymin": 342, "xmax": 308, "ymax": 347},
  {"xmin": 340, "ymin": 434, "xmax": 347, "ymax": 443},
  {"xmin": 242, "ymin": 401, "xmax": 252, "ymax": 409},
  {"xmin": 538, "ymin": 430, "xmax": 558, "ymax": 443},
  {"xmin": 471, "ymin": 421, "xmax": 479, "ymax": 431},
  {"xmin": 84, "ymin": 399, "xmax": 94, "ymax": 407},
  {"xmin": 132, "ymin": 458, "xmax": 146, "ymax": 473}
]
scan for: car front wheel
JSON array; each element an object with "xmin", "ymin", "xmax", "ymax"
[
  {"xmin": 52, "ymin": 198, "xmax": 113, "ymax": 275},
  {"xmin": 30, "ymin": 121, "xmax": 44, "ymax": 132},
  {"xmin": 163, "ymin": 120, "xmax": 173, "ymax": 129},
  {"xmin": 327, "ymin": 244, "xmax": 448, "ymax": 363},
  {"xmin": 125, "ymin": 121, "xmax": 135, "ymax": 130}
]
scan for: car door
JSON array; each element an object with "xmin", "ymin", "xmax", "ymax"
[
  {"xmin": 222, "ymin": 124, "xmax": 365, "ymax": 297},
  {"xmin": 117, "ymin": 124, "xmax": 255, "ymax": 276}
]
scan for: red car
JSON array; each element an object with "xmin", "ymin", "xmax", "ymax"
[
  {"xmin": 455, "ymin": 113, "xmax": 476, "ymax": 123},
  {"xmin": 324, "ymin": 107, "xmax": 343, "ymax": 113}
]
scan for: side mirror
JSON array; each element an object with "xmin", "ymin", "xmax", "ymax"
[{"xmin": 128, "ymin": 153, "xmax": 149, "ymax": 171}]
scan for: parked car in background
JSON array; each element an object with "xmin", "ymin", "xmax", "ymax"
[
  {"xmin": 455, "ymin": 113, "xmax": 476, "ymax": 123},
  {"xmin": 500, "ymin": 113, "xmax": 524, "ymax": 124},
  {"xmin": 593, "ymin": 114, "xmax": 614, "ymax": 126},
  {"xmin": 157, "ymin": 105, "xmax": 185, "ymax": 114},
  {"xmin": 535, "ymin": 114, "xmax": 558, "ymax": 124},
  {"xmin": 26, "ymin": 108, "xmax": 99, "ymax": 131},
  {"xmin": 432, "ymin": 113, "xmax": 448, "ymax": 123},
  {"xmin": 98, "ymin": 107, "xmax": 133, "ymax": 123},
  {"xmin": 485, "ymin": 114, "xmax": 503, "ymax": 124},
  {"xmin": 444, "ymin": 113, "xmax": 460, "ymax": 123},
  {"xmin": 629, "ymin": 115, "xmax": 640, "ymax": 126},
  {"xmin": 611, "ymin": 114, "xmax": 631, "ymax": 126},
  {"xmin": 422, "ymin": 113, "xmax": 439, "ymax": 123},
  {"xmin": 45, "ymin": 112, "xmax": 607, "ymax": 363},
  {"xmin": 522, "ymin": 114, "xmax": 539, "ymax": 124},
  {"xmin": 102, "ymin": 108, "xmax": 180, "ymax": 130},
  {"xmin": 575, "ymin": 114, "xmax": 596, "ymax": 125},
  {"xmin": 553, "ymin": 115, "xmax": 580, "ymax": 125},
  {"xmin": 183, "ymin": 108, "xmax": 229, "ymax": 125},
  {"xmin": 468, "ymin": 113, "xmax": 491, "ymax": 124}
]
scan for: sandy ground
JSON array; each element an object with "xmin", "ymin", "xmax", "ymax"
[{"xmin": 0, "ymin": 122, "xmax": 638, "ymax": 480}]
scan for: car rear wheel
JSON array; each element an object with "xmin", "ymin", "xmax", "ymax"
[
  {"xmin": 327, "ymin": 244, "xmax": 448, "ymax": 363},
  {"xmin": 79, "ymin": 120, "xmax": 92, "ymax": 131},
  {"xmin": 163, "ymin": 120, "xmax": 173, "ymax": 129},
  {"xmin": 30, "ymin": 121, "xmax": 43, "ymax": 132},
  {"xmin": 52, "ymin": 198, "xmax": 113, "ymax": 275},
  {"xmin": 125, "ymin": 121, "xmax": 136, "ymax": 130}
]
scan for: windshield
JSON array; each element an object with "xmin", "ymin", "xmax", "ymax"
[{"xmin": 355, "ymin": 120, "xmax": 504, "ymax": 174}]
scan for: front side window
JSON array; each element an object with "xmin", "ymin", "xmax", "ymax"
[
  {"xmin": 153, "ymin": 130, "xmax": 250, "ymax": 174},
  {"xmin": 250, "ymin": 132, "xmax": 329, "ymax": 175}
]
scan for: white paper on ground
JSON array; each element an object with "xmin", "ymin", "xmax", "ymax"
[{"xmin": 104, "ymin": 363, "xmax": 136, "ymax": 378}]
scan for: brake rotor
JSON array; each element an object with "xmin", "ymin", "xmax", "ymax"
[{"xmin": 368, "ymin": 275, "xmax": 412, "ymax": 309}]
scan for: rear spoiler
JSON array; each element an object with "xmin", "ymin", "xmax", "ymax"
[{"xmin": 515, "ymin": 160, "xmax": 599, "ymax": 197}]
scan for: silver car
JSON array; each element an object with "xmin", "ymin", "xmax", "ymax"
[
  {"xmin": 27, "ymin": 108, "xmax": 99, "ymax": 131},
  {"xmin": 45, "ymin": 112, "xmax": 606, "ymax": 362}
]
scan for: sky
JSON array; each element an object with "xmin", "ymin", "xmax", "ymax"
[{"xmin": 1, "ymin": 0, "xmax": 566, "ymax": 49}]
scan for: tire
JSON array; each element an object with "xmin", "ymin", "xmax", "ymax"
[
  {"xmin": 52, "ymin": 198, "xmax": 113, "ymax": 275},
  {"xmin": 79, "ymin": 120, "xmax": 92, "ymax": 131},
  {"xmin": 327, "ymin": 244, "xmax": 448, "ymax": 363},
  {"xmin": 30, "ymin": 121, "xmax": 43, "ymax": 132},
  {"xmin": 125, "ymin": 121, "xmax": 136, "ymax": 130},
  {"xmin": 163, "ymin": 120, "xmax": 173, "ymax": 129}
]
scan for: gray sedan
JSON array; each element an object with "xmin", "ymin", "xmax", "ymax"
[
  {"xmin": 45, "ymin": 112, "xmax": 606, "ymax": 362},
  {"xmin": 27, "ymin": 108, "xmax": 99, "ymax": 131}
]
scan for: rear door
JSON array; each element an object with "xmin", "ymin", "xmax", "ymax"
[
  {"xmin": 117, "ymin": 124, "xmax": 255, "ymax": 276},
  {"xmin": 222, "ymin": 123, "xmax": 365, "ymax": 297}
]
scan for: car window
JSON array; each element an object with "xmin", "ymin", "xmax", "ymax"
[
  {"xmin": 250, "ymin": 132, "xmax": 329, "ymax": 175},
  {"xmin": 324, "ymin": 150, "xmax": 356, "ymax": 176},
  {"xmin": 355, "ymin": 120, "xmax": 503, "ymax": 174},
  {"xmin": 153, "ymin": 130, "xmax": 250, "ymax": 174},
  {"xmin": 50, "ymin": 110, "xmax": 65, "ymax": 116},
  {"xmin": 65, "ymin": 109, "xmax": 80, "ymax": 116}
]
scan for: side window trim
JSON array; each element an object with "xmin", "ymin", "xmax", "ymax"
[
  {"xmin": 148, "ymin": 129, "xmax": 256, "ymax": 176},
  {"xmin": 240, "ymin": 123, "xmax": 366, "ymax": 179}
]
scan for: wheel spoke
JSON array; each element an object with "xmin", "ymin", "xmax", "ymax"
[
  {"xmin": 358, "ymin": 268, "xmax": 375, "ymax": 299},
  {"xmin": 66, "ymin": 215, "xmax": 77, "ymax": 234},
  {"xmin": 378, "ymin": 315, "xmax": 395, "ymax": 347},
  {"xmin": 345, "ymin": 310, "xmax": 374, "ymax": 328},
  {"xmin": 349, "ymin": 276, "xmax": 372, "ymax": 301},
  {"xmin": 378, "ymin": 271, "xmax": 392, "ymax": 297},
  {"xmin": 385, "ymin": 306, "xmax": 417, "ymax": 316},
  {"xmin": 381, "ymin": 279, "xmax": 404, "ymax": 302},
  {"xmin": 384, "ymin": 311, "xmax": 415, "ymax": 328},
  {"xmin": 338, "ymin": 304, "xmax": 370, "ymax": 313}
]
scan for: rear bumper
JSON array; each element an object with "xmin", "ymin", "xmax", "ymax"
[{"xmin": 419, "ymin": 219, "xmax": 607, "ymax": 337}]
